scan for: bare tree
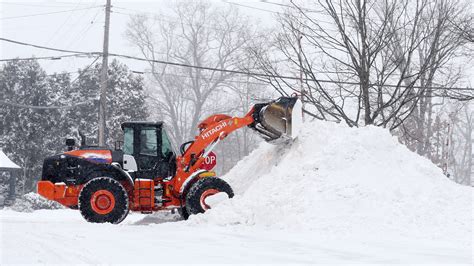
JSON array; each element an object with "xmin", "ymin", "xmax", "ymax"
[
  {"xmin": 126, "ymin": 1, "xmax": 255, "ymax": 144},
  {"xmin": 388, "ymin": 0, "xmax": 473, "ymax": 158},
  {"xmin": 250, "ymin": 0, "xmax": 473, "ymax": 129},
  {"xmin": 450, "ymin": 10, "xmax": 474, "ymax": 44},
  {"xmin": 447, "ymin": 103, "xmax": 473, "ymax": 185}
]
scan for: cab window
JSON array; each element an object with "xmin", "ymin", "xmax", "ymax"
[
  {"xmin": 139, "ymin": 127, "xmax": 157, "ymax": 156},
  {"xmin": 123, "ymin": 127, "xmax": 134, "ymax": 155}
]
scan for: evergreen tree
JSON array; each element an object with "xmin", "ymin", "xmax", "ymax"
[
  {"xmin": 0, "ymin": 59, "xmax": 148, "ymax": 194},
  {"xmin": 0, "ymin": 60, "xmax": 66, "ymax": 193},
  {"xmin": 69, "ymin": 59, "xmax": 148, "ymax": 146}
]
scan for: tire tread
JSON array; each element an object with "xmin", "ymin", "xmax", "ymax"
[
  {"xmin": 185, "ymin": 177, "xmax": 233, "ymax": 216},
  {"xmin": 78, "ymin": 177, "xmax": 129, "ymax": 224}
]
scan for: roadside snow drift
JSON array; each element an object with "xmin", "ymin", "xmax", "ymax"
[{"xmin": 192, "ymin": 120, "xmax": 472, "ymax": 243}]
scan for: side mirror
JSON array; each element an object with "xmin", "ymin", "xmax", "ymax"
[{"xmin": 65, "ymin": 138, "xmax": 75, "ymax": 151}]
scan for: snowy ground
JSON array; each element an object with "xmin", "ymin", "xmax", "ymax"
[
  {"xmin": 1, "ymin": 120, "xmax": 473, "ymax": 264},
  {"xmin": 0, "ymin": 209, "xmax": 471, "ymax": 264}
]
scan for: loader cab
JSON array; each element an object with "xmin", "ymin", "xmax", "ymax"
[{"xmin": 121, "ymin": 122, "xmax": 177, "ymax": 179}]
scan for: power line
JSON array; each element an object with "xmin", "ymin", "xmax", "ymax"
[
  {"xmin": 66, "ymin": 6, "xmax": 102, "ymax": 48},
  {"xmin": 2, "ymin": 52, "xmax": 472, "ymax": 92},
  {"xmin": 111, "ymin": 7, "xmax": 242, "ymax": 33},
  {"xmin": 1, "ymin": 2, "xmax": 98, "ymax": 8},
  {"xmin": 0, "ymin": 100, "xmax": 94, "ymax": 110},
  {"xmin": 0, "ymin": 37, "xmax": 98, "ymax": 55},
  {"xmin": 1, "ymin": 60, "xmax": 99, "ymax": 78},
  {"xmin": 40, "ymin": 1, "xmax": 99, "ymax": 71},
  {"xmin": 60, "ymin": 0, "xmax": 102, "ymax": 50},
  {"xmin": 0, "ymin": 6, "xmax": 103, "ymax": 20},
  {"xmin": 112, "ymin": 6, "xmax": 159, "ymax": 16},
  {"xmin": 222, "ymin": 1, "xmax": 335, "ymax": 26},
  {"xmin": 109, "ymin": 53, "xmax": 474, "ymax": 92},
  {"xmin": 257, "ymin": 0, "xmax": 326, "ymax": 14},
  {"xmin": 222, "ymin": 1, "xmax": 282, "ymax": 15},
  {"xmin": 134, "ymin": 70, "xmax": 269, "ymax": 86},
  {"xmin": 0, "ymin": 53, "xmax": 96, "ymax": 62},
  {"xmin": 1, "ymin": 37, "xmax": 473, "ymax": 92},
  {"xmin": 43, "ymin": 1, "xmax": 91, "ymax": 48},
  {"xmin": 70, "ymin": 56, "xmax": 101, "ymax": 84}
]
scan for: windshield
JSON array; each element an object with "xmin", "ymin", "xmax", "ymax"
[{"xmin": 139, "ymin": 127, "xmax": 158, "ymax": 156}]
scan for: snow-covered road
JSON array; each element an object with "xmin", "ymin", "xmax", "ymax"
[{"xmin": 1, "ymin": 209, "xmax": 471, "ymax": 264}]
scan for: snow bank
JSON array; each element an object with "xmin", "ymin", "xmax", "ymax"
[
  {"xmin": 191, "ymin": 121, "xmax": 472, "ymax": 243},
  {"xmin": 7, "ymin": 192, "xmax": 64, "ymax": 212}
]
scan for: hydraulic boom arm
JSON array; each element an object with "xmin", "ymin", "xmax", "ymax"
[
  {"xmin": 171, "ymin": 97, "xmax": 301, "ymax": 195},
  {"xmin": 180, "ymin": 108, "xmax": 256, "ymax": 173}
]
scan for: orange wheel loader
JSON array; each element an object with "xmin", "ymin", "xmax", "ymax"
[{"xmin": 37, "ymin": 97, "xmax": 302, "ymax": 223}]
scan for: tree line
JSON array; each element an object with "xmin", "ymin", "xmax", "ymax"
[{"xmin": 0, "ymin": 59, "xmax": 147, "ymax": 193}]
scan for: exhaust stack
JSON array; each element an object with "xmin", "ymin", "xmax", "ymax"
[{"xmin": 251, "ymin": 97, "xmax": 302, "ymax": 143}]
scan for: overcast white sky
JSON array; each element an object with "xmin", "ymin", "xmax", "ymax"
[
  {"xmin": 0, "ymin": 0, "xmax": 472, "ymax": 86},
  {"xmin": 0, "ymin": 0, "xmax": 277, "ymax": 75}
]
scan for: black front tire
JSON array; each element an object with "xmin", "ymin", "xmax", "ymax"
[
  {"xmin": 185, "ymin": 177, "xmax": 234, "ymax": 216},
  {"xmin": 78, "ymin": 177, "xmax": 129, "ymax": 224}
]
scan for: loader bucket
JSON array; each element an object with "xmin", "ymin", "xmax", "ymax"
[{"xmin": 252, "ymin": 97, "xmax": 302, "ymax": 143}]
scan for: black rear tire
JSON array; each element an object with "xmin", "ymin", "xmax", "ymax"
[
  {"xmin": 185, "ymin": 177, "xmax": 233, "ymax": 216},
  {"xmin": 78, "ymin": 177, "xmax": 129, "ymax": 224}
]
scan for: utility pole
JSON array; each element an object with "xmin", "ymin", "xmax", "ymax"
[{"xmin": 98, "ymin": 0, "xmax": 111, "ymax": 146}]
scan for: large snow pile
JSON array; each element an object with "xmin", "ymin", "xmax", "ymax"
[{"xmin": 192, "ymin": 121, "xmax": 472, "ymax": 243}]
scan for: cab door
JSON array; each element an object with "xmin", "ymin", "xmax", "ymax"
[{"xmin": 136, "ymin": 126, "xmax": 160, "ymax": 179}]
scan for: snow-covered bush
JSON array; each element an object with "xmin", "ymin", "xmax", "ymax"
[
  {"xmin": 0, "ymin": 171, "xmax": 11, "ymax": 196},
  {"xmin": 8, "ymin": 192, "xmax": 64, "ymax": 212},
  {"xmin": 0, "ymin": 183, "xmax": 8, "ymax": 197}
]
